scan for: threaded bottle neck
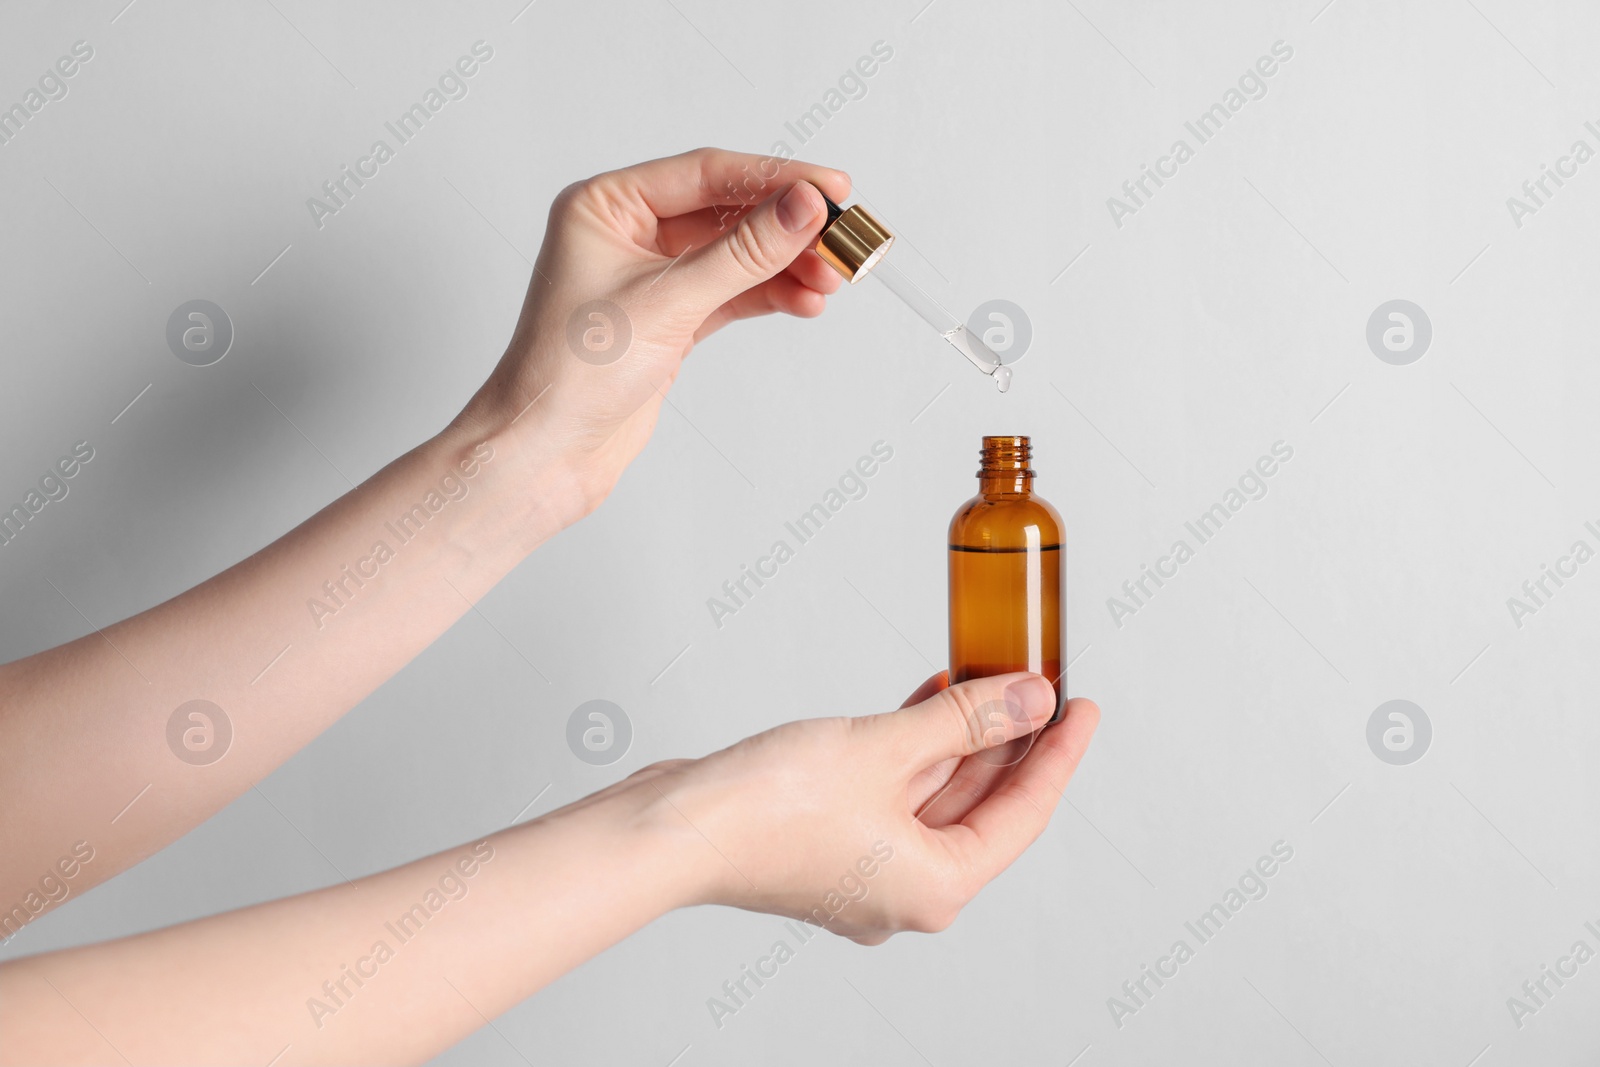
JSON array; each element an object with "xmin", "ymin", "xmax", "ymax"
[{"xmin": 977, "ymin": 435, "xmax": 1033, "ymax": 495}]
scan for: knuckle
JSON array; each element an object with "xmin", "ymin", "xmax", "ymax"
[
  {"xmin": 905, "ymin": 898, "xmax": 961, "ymax": 934},
  {"xmin": 548, "ymin": 178, "xmax": 591, "ymax": 221},
  {"xmin": 938, "ymin": 686, "xmax": 987, "ymax": 754},
  {"xmin": 556, "ymin": 178, "xmax": 590, "ymax": 204},
  {"xmin": 1008, "ymin": 781, "xmax": 1052, "ymax": 820},
  {"xmin": 691, "ymin": 147, "xmax": 722, "ymax": 200},
  {"xmin": 629, "ymin": 757, "xmax": 691, "ymax": 780},
  {"xmin": 889, "ymin": 877, "xmax": 968, "ymax": 935},
  {"xmin": 724, "ymin": 218, "xmax": 778, "ymax": 276},
  {"xmin": 949, "ymin": 776, "xmax": 988, "ymax": 808}
]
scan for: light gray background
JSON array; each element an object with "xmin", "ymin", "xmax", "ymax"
[{"xmin": 2, "ymin": 0, "xmax": 1596, "ymax": 1063}]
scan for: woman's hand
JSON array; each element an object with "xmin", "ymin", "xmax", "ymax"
[
  {"xmin": 627, "ymin": 671, "xmax": 1100, "ymax": 944},
  {"xmin": 456, "ymin": 147, "xmax": 852, "ymax": 517},
  {"xmin": 0, "ymin": 674, "xmax": 1097, "ymax": 1064}
]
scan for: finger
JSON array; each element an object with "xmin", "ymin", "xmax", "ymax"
[
  {"xmin": 914, "ymin": 753, "xmax": 1014, "ymax": 828},
  {"xmin": 673, "ymin": 181, "xmax": 831, "ymax": 319},
  {"xmin": 659, "ymin": 215, "xmax": 841, "ymax": 296},
  {"xmin": 878, "ymin": 673, "xmax": 1057, "ymax": 771},
  {"xmin": 730, "ymin": 273, "xmax": 826, "ymax": 319},
  {"xmin": 914, "ymin": 683, "xmax": 1049, "ymax": 825},
  {"xmin": 900, "ymin": 671, "xmax": 949, "ymax": 709},
  {"xmin": 936, "ymin": 697, "xmax": 1100, "ymax": 874},
  {"xmin": 786, "ymin": 249, "xmax": 844, "ymax": 295},
  {"xmin": 906, "ymin": 756, "xmax": 962, "ymax": 813},
  {"xmin": 900, "ymin": 671, "xmax": 955, "ymax": 809},
  {"xmin": 692, "ymin": 273, "xmax": 826, "ymax": 344},
  {"xmin": 655, "ymin": 205, "xmax": 747, "ymax": 257},
  {"xmin": 605, "ymin": 147, "xmax": 850, "ymax": 220}
]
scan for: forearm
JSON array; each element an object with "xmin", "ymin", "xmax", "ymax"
[
  {"xmin": 0, "ymin": 788, "xmax": 706, "ymax": 1065},
  {"xmin": 0, "ymin": 411, "xmax": 584, "ymax": 918}
]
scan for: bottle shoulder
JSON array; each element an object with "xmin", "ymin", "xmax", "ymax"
[{"xmin": 948, "ymin": 493, "xmax": 1064, "ymax": 548}]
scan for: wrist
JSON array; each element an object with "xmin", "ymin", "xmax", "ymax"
[
  {"xmin": 431, "ymin": 405, "xmax": 592, "ymax": 556},
  {"xmin": 576, "ymin": 766, "xmax": 730, "ymax": 914}
]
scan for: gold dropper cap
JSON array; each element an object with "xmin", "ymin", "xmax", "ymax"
[{"xmin": 816, "ymin": 196, "xmax": 894, "ymax": 283}]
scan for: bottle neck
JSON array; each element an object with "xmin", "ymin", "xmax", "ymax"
[
  {"xmin": 978, "ymin": 472, "xmax": 1033, "ymax": 497},
  {"xmin": 977, "ymin": 436, "xmax": 1033, "ymax": 497}
]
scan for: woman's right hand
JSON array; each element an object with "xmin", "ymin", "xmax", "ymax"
[{"xmin": 454, "ymin": 147, "xmax": 852, "ymax": 522}]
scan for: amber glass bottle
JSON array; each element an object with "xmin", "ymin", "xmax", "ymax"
[{"xmin": 948, "ymin": 435, "xmax": 1065, "ymax": 723}]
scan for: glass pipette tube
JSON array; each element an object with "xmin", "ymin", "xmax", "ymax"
[{"xmin": 871, "ymin": 259, "xmax": 1012, "ymax": 392}]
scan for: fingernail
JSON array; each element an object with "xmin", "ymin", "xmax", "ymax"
[
  {"xmin": 777, "ymin": 181, "xmax": 822, "ymax": 233},
  {"xmin": 1003, "ymin": 675, "xmax": 1055, "ymax": 723}
]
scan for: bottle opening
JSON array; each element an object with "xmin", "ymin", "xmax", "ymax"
[{"xmin": 979, "ymin": 435, "xmax": 1032, "ymax": 476}]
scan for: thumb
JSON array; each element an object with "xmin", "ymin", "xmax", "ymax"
[
  {"xmin": 882, "ymin": 672, "xmax": 1057, "ymax": 770},
  {"xmin": 673, "ymin": 181, "xmax": 828, "ymax": 314}
]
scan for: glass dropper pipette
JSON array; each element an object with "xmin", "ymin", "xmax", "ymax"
[
  {"xmin": 814, "ymin": 197, "xmax": 1012, "ymax": 392},
  {"xmin": 870, "ymin": 258, "xmax": 1012, "ymax": 392}
]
